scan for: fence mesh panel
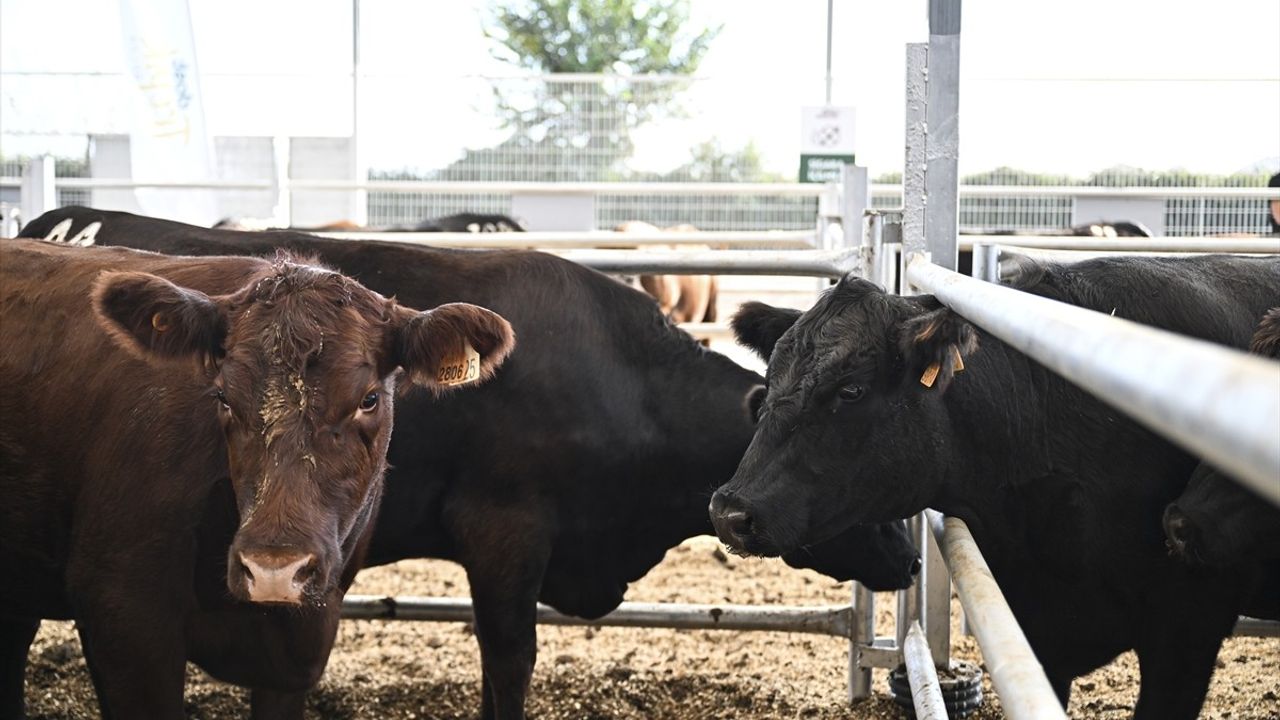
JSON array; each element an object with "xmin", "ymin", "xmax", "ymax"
[{"xmin": 3, "ymin": 73, "xmax": 1275, "ymax": 234}]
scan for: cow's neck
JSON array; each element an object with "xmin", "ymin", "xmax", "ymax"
[{"xmin": 927, "ymin": 333, "xmax": 1057, "ymax": 522}]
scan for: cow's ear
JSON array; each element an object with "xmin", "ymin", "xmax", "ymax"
[
  {"xmin": 898, "ymin": 301, "xmax": 978, "ymax": 392},
  {"xmin": 1249, "ymin": 307, "xmax": 1280, "ymax": 358},
  {"xmin": 732, "ymin": 302, "xmax": 803, "ymax": 361},
  {"xmin": 391, "ymin": 302, "xmax": 515, "ymax": 393},
  {"xmin": 92, "ymin": 271, "xmax": 227, "ymax": 364}
]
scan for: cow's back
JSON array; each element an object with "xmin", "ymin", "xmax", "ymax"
[{"xmin": 1011, "ymin": 254, "xmax": 1280, "ymax": 347}]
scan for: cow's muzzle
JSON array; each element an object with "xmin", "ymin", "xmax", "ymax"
[
  {"xmin": 709, "ymin": 489, "xmax": 780, "ymax": 556},
  {"xmin": 232, "ymin": 549, "xmax": 319, "ymax": 605}
]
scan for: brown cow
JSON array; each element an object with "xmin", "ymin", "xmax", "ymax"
[
  {"xmin": 614, "ymin": 221, "xmax": 719, "ymax": 324},
  {"xmin": 0, "ymin": 239, "xmax": 513, "ymax": 718}
]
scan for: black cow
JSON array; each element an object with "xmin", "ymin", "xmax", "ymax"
[
  {"xmin": 19, "ymin": 207, "xmax": 919, "ymax": 720},
  {"xmin": 1164, "ymin": 308, "xmax": 1280, "ymax": 568},
  {"xmin": 710, "ymin": 255, "xmax": 1279, "ymax": 719},
  {"xmin": 212, "ymin": 212, "xmax": 526, "ymax": 233}
]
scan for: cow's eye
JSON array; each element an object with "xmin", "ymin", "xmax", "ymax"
[
  {"xmin": 215, "ymin": 389, "xmax": 230, "ymax": 410},
  {"xmin": 838, "ymin": 385, "xmax": 867, "ymax": 403},
  {"xmin": 358, "ymin": 391, "xmax": 379, "ymax": 413}
]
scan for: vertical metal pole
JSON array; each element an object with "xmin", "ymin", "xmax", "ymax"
[
  {"xmin": 824, "ymin": 0, "xmax": 834, "ymax": 105},
  {"xmin": 351, "ymin": 0, "xmax": 367, "ymax": 225},
  {"xmin": 922, "ymin": 0, "xmax": 962, "ymax": 670},
  {"xmin": 924, "ymin": 0, "xmax": 962, "ymax": 271},
  {"xmin": 271, "ymin": 135, "xmax": 292, "ymax": 227},
  {"xmin": 924, "ymin": 517, "xmax": 951, "ymax": 667},
  {"xmin": 848, "ymin": 582, "xmax": 875, "ymax": 700},
  {"xmin": 843, "ymin": 164, "xmax": 870, "ymax": 275},
  {"xmin": 971, "ymin": 242, "xmax": 999, "ymax": 282},
  {"xmin": 21, "ymin": 155, "xmax": 56, "ymax": 222},
  {"xmin": 896, "ymin": 513, "xmax": 926, "ymax": 650},
  {"xmin": 865, "ymin": 211, "xmax": 885, "ymax": 288},
  {"xmin": 901, "ymin": 43, "xmax": 929, "ymax": 293}
]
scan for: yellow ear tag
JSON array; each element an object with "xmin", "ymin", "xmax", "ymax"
[
  {"xmin": 951, "ymin": 345, "xmax": 965, "ymax": 373},
  {"xmin": 920, "ymin": 363, "xmax": 941, "ymax": 388},
  {"xmin": 437, "ymin": 342, "xmax": 481, "ymax": 387}
]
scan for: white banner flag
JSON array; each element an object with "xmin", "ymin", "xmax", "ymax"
[{"xmin": 118, "ymin": 0, "xmax": 217, "ymax": 224}]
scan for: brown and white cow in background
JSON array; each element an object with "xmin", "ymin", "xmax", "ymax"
[{"xmin": 614, "ymin": 221, "xmax": 719, "ymax": 324}]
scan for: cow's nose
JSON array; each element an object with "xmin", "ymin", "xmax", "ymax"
[
  {"xmin": 709, "ymin": 491, "xmax": 757, "ymax": 549},
  {"xmin": 239, "ymin": 551, "xmax": 316, "ymax": 604},
  {"xmin": 909, "ymin": 556, "xmax": 923, "ymax": 576},
  {"xmin": 1162, "ymin": 505, "xmax": 1198, "ymax": 559}
]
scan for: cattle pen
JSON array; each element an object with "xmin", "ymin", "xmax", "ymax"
[{"xmin": 6, "ymin": 1, "xmax": 1280, "ymax": 718}]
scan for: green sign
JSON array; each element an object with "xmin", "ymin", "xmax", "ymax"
[{"xmin": 800, "ymin": 153, "xmax": 856, "ymax": 183}]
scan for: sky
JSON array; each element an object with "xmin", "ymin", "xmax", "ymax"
[{"xmin": 1, "ymin": 0, "xmax": 1278, "ymax": 178}]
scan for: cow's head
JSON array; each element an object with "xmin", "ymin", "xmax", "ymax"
[
  {"xmin": 709, "ymin": 278, "xmax": 977, "ymax": 556},
  {"xmin": 92, "ymin": 260, "xmax": 514, "ymax": 605},
  {"xmin": 1164, "ymin": 307, "xmax": 1280, "ymax": 567},
  {"xmin": 1163, "ymin": 464, "xmax": 1280, "ymax": 567}
]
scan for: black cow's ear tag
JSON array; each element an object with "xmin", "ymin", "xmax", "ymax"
[
  {"xmin": 436, "ymin": 342, "xmax": 481, "ymax": 387},
  {"xmin": 920, "ymin": 344, "xmax": 965, "ymax": 388},
  {"xmin": 920, "ymin": 363, "xmax": 941, "ymax": 388}
]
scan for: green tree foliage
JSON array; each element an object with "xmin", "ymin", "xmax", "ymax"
[
  {"xmin": 486, "ymin": 0, "xmax": 718, "ymax": 75},
  {"xmin": 440, "ymin": 0, "xmax": 720, "ymax": 181}
]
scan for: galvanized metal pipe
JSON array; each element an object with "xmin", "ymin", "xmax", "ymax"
[
  {"xmin": 907, "ymin": 256, "xmax": 1280, "ymax": 505},
  {"xmin": 556, "ymin": 247, "xmax": 862, "ymax": 279},
  {"xmin": 848, "ymin": 583, "xmax": 876, "ymax": 700},
  {"xmin": 926, "ymin": 511, "xmax": 1067, "ymax": 720},
  {"xmin": 959, "ymin": 235, "xmax": 1280, "ymax": 253},
  {"xmin": 315, "ymin": 229, "xmax": 817, "ymax": 249},
  {"xmin": 1234, "ymin": 616, "xmax": 1280, "ymax": 638},
  {"xmin": 903, "ymin": 621, "xmax": 949, "ymax": 720},
  {"xmin": 341, "ymin": 596, "xmax": 853, "ymax": 636}
]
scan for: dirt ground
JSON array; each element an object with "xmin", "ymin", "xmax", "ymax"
[{"xmin": 23, "ymin": 536, "xmax": 1279, "ymax": 719}]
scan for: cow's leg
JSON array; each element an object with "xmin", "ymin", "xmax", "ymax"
[
  {"xmin": 1047, "ymin": 674, "xmax": 1072, "ymax": 708},
  {"xmin": 75, "ymin": 615, "xmax": 187, "ymax": 720},
  {"xmin": 0, "ymin": 616, "xmax": 39, "ymax": 719},
  {"xmin": 459, "ymin": 513, "xmax": 550, "ymax": 720},
  {"xmin": 250, "ymin": 688, "xmax": 308, "ymax": 720},
  {"xmin": 1132, "ymin": 628, "xmax": 1227, "ymax": 720}
]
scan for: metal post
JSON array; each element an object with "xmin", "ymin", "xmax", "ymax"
[
  {"xmin": 350, "ymin": 0, "xmax": 367, "ymax": 226},
  {"xmin": 271, "ymin": 135, "xmax": 292, "ymax": 227},
  {"xmin": 971, "ymin": 242, "xmax": 1000, "ymax": 282},
  {"xmin": 848, "ymin": 582, "xmax": 875, "ymax": 700},
  {"xmin": 925, "ymin": 0, "xmax": 962, "ymax": 271},
  {"xmin": 865, "ymin": 211, "xmax": 885, "ymax": 288},
  {"xmin": 21, "ymin": 156, "xmax": 56, "ymax": 223},
  {"xmin": 896, "ymin": 514, "xmax": 926, "ymax": 650},
  {"xmin": 843, "ymin": 164, "xmax": 870, "ymax": 275},
  {"xmin": 824, "ymin": 0, "xmax": 834, "ymax": 105},
  {"xmin": 902, "ymin": 43, "xmax": 929, "ymax": 293},
  {"xmin": 924, "ymin": 518, "xmax": 951, "ymax": 666}
]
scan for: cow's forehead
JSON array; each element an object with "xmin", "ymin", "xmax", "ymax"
[{"xmin": 768, "ymin": 283, "xmax": 898, "ymax": 394}]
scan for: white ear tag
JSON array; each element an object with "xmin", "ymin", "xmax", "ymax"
[{"xmin": 437, "ymin": 342, "xmax": 481, "ymax": 386}]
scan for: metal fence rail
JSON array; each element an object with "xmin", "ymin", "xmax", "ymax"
[
  {"xmin": 341, "ymin": 596, "xmax": 855, "ymax": 636},
  {"xmin": 314, "ymin": 229, "xmax": 816, "ymax": 249},
  {"xmin": 906, "ymin": 256, "xmax": 1280, "ymax": 505}
]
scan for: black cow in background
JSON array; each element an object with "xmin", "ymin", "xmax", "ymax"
[
  {"xmin": 1164, "ymin": 308, "xmax": 1280, "ymax": 625},
  {"xmin": 18, "ymin": 207, "xmax": 919, "ymax": 720},
  {"xmin": 711, "ymin": 254, "xmax": 1279, "ymax": 719},
  {"xmin": 212, "ymin": 211, "xmax": 527, "ymax": 233}
]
